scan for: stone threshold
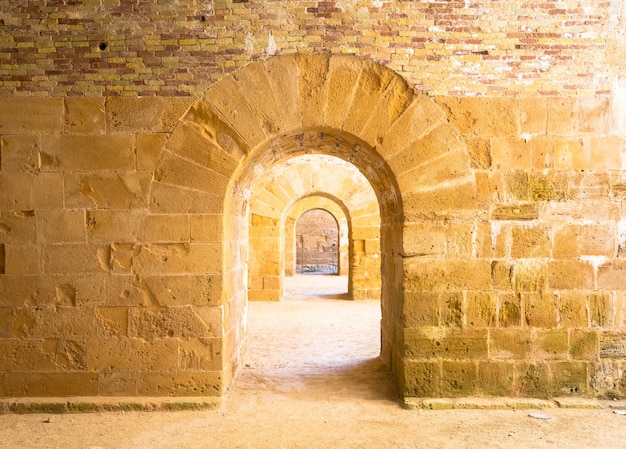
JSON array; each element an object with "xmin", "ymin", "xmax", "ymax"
[
  {"xmin": 0, "ymin": 396, "xmax": 222, "ymax": 414},
  {"xmin": 404, "ymin": 397, "xmax": 626, "ymax": 411}
]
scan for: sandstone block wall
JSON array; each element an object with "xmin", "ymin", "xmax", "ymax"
[{"xmin": 2, "ymin": 2, "xmax": 626, "ymax": 401}]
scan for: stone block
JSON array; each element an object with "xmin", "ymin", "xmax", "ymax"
[
  {"xmin": 65, "ymin": 172, "xmax": 151, "ymax": 210},
  {"xmin": 33, "ymin": 173, "xmax": 64, "ymax": 210},
  {"xmin": 491, "ymin": 137, "xmax": 532, "ymax": 170},
  {"xmin": 40, "ymin": 135, "xmax": 136, "ymax": 171},
  {"xmin": 401, "ymin": 222, "xmax": 445, "ymax": 257},
  {"xmin": 106, "ymin": 97, "xmax": 193, "ymax": 133},
  {"xmin": 13, "ymin": 306, "xmax": 100, "ymax": 338},
  {"xmin": 466, "ymin": 138, "xmax": 492, "ymax": 169},
  {"xmin": 524, "ymin": 292, "xmax": 558, "ymax": 328},
  {"xmin": 135, "ymin": 371, "xmax": 223, "ymax": 396},
  {"xmin": 150, "ymin": 182, "xmax": 223, "ymax": 215},
  {"xmin": 404, "ymin": 328, "xmax": 488, "ymax": 359},
  {"xmin": 490, "ymin": 329, "xmax": 532, "ymax": 360},
  {"xmin": 515, "ymin": 261, "xmax": 547, "ymax": 292},
  {"xmin": 0, "ymin": 275, "xmax": 41, "ymax": 307},
  {"xmin": 551, "ymin": 361, "xmax": 589, "ymax": 396},
  {"xmin": 530, "ymin": 137, "xmax": 554, "ymax": 170},
  {"xmin": 403, "ymin": 178, "xmax": 478, "ymax": 213},
  {"xmin": 534, "ymin": 328, "xmax": 569, "ymax": 360},
  {"xmin": 589, "ymin": 292, "xmax": 611, "ymax": 327},
  {"xmin": 571, "ymin": 330, "xmax": 599, "ymax": 361},
  {"xmin": 553, "ymin": 137, "xmax": 586, "ymax": 170},
  {"xmin": 519, "ymin": 97, "xmax": 547, "ymax": 136},
  {"xmin": 96, "ymin": 306, "xmax": 128, "ymax": 337},
  {"xmin": 64, "ymin": 97, "xmax": 106, "ymax": 134},
  {"xmin": 504, "ymin": 171, "xmax": 530, "ymax": 201},
  {"xmin": 86, "ymin": 337, "xmax": 179, "ymax": 372},
  {"xmin": 441, "ymin": 292, "xmax": 464, "ymax": 328},
  {"xmin": 568, "ymin": 172, "xmax": 610, "ymax": 201},
  {"xmin": 137, "ymin": 133, "xmax": 168, "ymax": 172},
  {"xmin": 529, "ymin": 172, "xmax": 567, "ymax": 201},
  {"xmin": 491, "ymin": 203, "xmax": 538, "ymax": 221},
  {"xmin": 548, "ymin": 260, "xmax": 594, "ymax": 290},
  {"xmin": 128, "ymin": 305, "xmax": 220, "ymax": 339},
  {"xmin": 579, "ymin": 96, "xmax": 610, "ymax": 133},
  {"xmin": 179, "ymin": 337, "xmax": 223, "ymax": 371},
  {"xmin": 548, "ymin": 97, "xmax": 578, "ymax": 135},
  {"xmin": 37, "ymin": 209, "xmax": 85, "ymax": 243},
  {"xmin": 98, "ymin": 371, "xmax": 138, "ymax": 396},
  {"xmin": 403, "ymin": 360, "xmax": 441, "ymax": 397},
  {"xmin": 190, "ymin": 215, "xmax": 223, "ymax": 242},
  {"xmin": 403, "ymin": 291, "xmax": 440, "ymax": 327},
  {"xmin": 296, "ymin": 53, "xmax": 330, "ymax": 128},
  {"xmin": 599, "ymin": 332, "xmax": 626, "ymax": 359},
  {"xmin": 614, "ymin": 292, "xmax": 626, "ymax": 328},
  {"xmin": 0, "ymin": 172, "xmax": 34, "ymax": 210},
  {"xmin": 0, "ymin": 339, "xmax": 57, "ymax": 371},
  {"xmin": 0, "ymin": 98, "xmax": 64, "ymax": 133},
  {"xmin": 404, "ymin": 259, "xmax": 491, "ymax": 291},
  {"xmin": 0, "ymin": 210, "xmax": 36, "ymax": 244},
  {"xmin": 441, "ymin": 361, "xmax": 478, "ymax": 397},
  {"xmin": 598, "ymin": 261, "xmax": 626, "ymax": 290},
  {"xmin": 558, "ymin": 291, "xmax": 590, "ymax": 327},
  {"xmin": 132, "ymin": 242, "xmax": 222, "ymax": 275},
  {"xmin": 43, "ymin": 243, "xmax": 111, "ymax": 275},
  {"xmin": 154, "ymin": 151, "xmax": 229, "ymax": 196},
  {"xmin": 466, "ymin": 292, "xmax": 496, "ymax": 328},
  {"xmin": 579, "ymin": 224, "xmax": 615, "ymax": 257},
  {"xmin": 511, "ymin": 224, "xmax": 551, "ymax": 258},
  {"xmin": 478, "ymin": 361, "xmax": 515, "ymax": 396},
  {"xmin": 142, "ymin": 214, "xmax": 191, "ymax": 243},
  {"xmin": 6, "ymin": 372, "xmax": 98, "ymax": 397},
  {"xmin": 189, "ymin": 275, "xmax": 223, "ymax": 305},
  {"xmin": 435, "ymin": 97, "xmax": 517, "ymax": 137},
  {"xmin": 445, "ymin": 222, "xmax": 473, "ymax": 258},
  {"xmin": 5, "ymin": 244, "xmax": 40, "ymax": 275},
  {"xmin": 588, "ymin": 137, "xmax": 624, "ymax": 170},
  {"xmin": 514, "ymin": 362, "xmax": 551, "ymax": 398},
  {"xmin": 553, "ymin": 224, "xmax": 580, "ymax": 259},
  {"xmin": 498, "ymin": 293, "xmax": 521, "ymax": 327},
  {"xmin": 0, "ymin": 135, "xmax": 40, "ymax": 173},
  {"xmin": 0, "ymin": 307, "xmax": 10, "ymax": 338}
]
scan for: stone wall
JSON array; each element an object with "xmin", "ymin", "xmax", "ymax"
[
  {"xmin": 296, "ymin": 209, "xmax": 339, "ymax": 274},
  {"xmin": 2, "ymin": 2, "xmax": 626, "ymax": 401}
]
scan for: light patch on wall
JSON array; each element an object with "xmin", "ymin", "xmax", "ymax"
[
  {"xmin": 618, "ymin": 220, "xmax": 626, "ymax": 257},
  {"xmin": 613, "ymin": 78, "xmax": 626, "ymax": 137},
  {"xmin": 580, "ymin": 255, "xmax": 608, "ymax": 271},
  {"xmin": 266, "ymin": 32, "xmax": 278, "ymax": 55},
  {"xmin": 244, "ymin": 32, "xmax": 255, "ymax": 54},
  {"xmin": 371, "ymin": 0, "xmax": 383, "ymax": 8}
]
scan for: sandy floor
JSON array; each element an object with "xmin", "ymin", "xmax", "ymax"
[{"xmin": 2, "ymin": 274, "xmax": 626, "ymax": 449}]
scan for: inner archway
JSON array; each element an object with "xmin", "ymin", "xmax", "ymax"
[{"xmin": 295, "ymin": 209, "xmax": 339, "ymax": 275}]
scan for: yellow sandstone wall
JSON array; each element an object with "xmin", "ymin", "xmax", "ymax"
[{"xmin": 2, "ymin": 1, "xmax": 626, "ymax": 400}]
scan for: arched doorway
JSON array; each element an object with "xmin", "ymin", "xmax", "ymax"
[{"xmin": 295, "ymin": 208, "xmax": 339, "ymax": 275}]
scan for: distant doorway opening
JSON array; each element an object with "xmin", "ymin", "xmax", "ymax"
[{"xmin": 295, "ymin": 209, "xmax": 339, "ymax": 275}]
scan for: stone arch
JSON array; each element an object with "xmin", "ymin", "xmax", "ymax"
[{"xmin": 148, "ymin": 53, "xmax": 475, "ymax": 394}]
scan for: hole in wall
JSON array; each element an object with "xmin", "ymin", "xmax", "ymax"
[{"xmin": 98, "ymin": 42, "xmax": 107, "ymax": 51}]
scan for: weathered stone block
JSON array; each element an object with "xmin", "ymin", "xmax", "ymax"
[
  {"xmin": 441, "ymin": 361, "xmax": 478, "ymax": 397},
  {"xmin": 64, "ymin": 97, "xmax": 106, "ymax": 134},
  {"xmin": 404, "ymin": 328, "xmax": 488, "ymax": 359},
  {"xmin": 154, "ymin": 151, "xmax": 229, "ymax": 195},
  {"xmin": 403, "ymin": 291, "xmax": 440, "ymax": 327},
  {"xmin": 524, "ymin": 292, "xmax": 558, "ymax": 328},
  {"xmin": 548, "ymin": 260, "xmax": 594, "ymax": 290},
  {"xmin": 551, "ymin": 361, "xmax": 589, "ymax": 396},
  {"xmin": 6, "ymin": 372, "xmax": 98, "ymax": 397},
  {"xmin": 38, "ymin": 209, "xmax": 85, "ymax": 243},
  {"xmin": 548, "ymin": 97, "xmax": 578, "ymax": 135},
  {"xmin": 33, "ymin": 173, "xmax": 64, "ymax": 210},
  {"xmin": 296, "ymin": 53, "xmax": 330, "ymax": 128},
  {"xmin": 466, "ymin": 292, "xmax": 496, "ymax": 328},
  {"xmin": 0, "ymin": 210, "xmax": 36, "ymax": 245},
  {"xmin": 519, "ymin": 97, "xmax": 547, "ymax": 136},
  {"xmin": 589, "ymin": 292, "xmax": 611, "ymax": 327},
  {"xmin": 0, "ymin": 276, "xmax": 40, "ymax": 307},
  {"xmin": 558, "ymin": 291, "xmax": 589, "ymax": 327},
  {"xmin": 490, "ymin": 329, "xmax": 531, "ymax": 360},
  {"xmin": 0, "ymin": 135, "xmax": 40, "ymax": 173},
  {"xmin": 149, "ymin": 181, "xmax": 223, "ymax": 214},
  {"xmin": 5, "ymin": 244, "xmax": 40, "ymax": 275},
  {"xmin": 0, "ymin": 98, "xmax": 64, "ymax": 133},
  {"xmin": 579, "ymin": 224, "xmax": 615, "ymax": 257},
  {"xmin": 478, "ymin": 361, "xmax": 515, "ymax": 396},
  {"xmin": 589, "ymin": 137, "xmax": 624, "ymax": 170},
  {"xmin": 511, "ymin": 224, "xmax": 551, "ymax": 258},
  {"xmin": 142, "ymin": 214, "xmax": 191, "ymax": 243},
  {"xmin": 96, "ymin": 306, "xmax": 128, "ymax": 337},
  {"xmin": 0, "ymin": 173, "xmax": 34, "ymax": 211},
  {"xmin": 135, "ymin": 371, "xmax": 223, "ymax": 396},
  {"xmin": 13, "ymin": 306, "xmax": 100, "ymax": 338},
  {"xmin": 0, "ymin": 339, "xmax": 57, "ymax": 371},
  {"xmin": 65, "ymin": 173, "xmax": 151, "ymax": 210},
  {"xmin": 403, "ymin": 178, "xmax": 478, "ymax": 213},
  {"xmin": 491, "ymin": 137, "xmax": 532, "ymax": 170},
  {"xmin": 0, "ymin": 307, "xmax": 10, "ymax": 338},
  {"xmin": 441, "ymin": 292, "xmax": 464, "ymax": 328},
  {"xmin": 553, "ymin": 137, "xmax": 586, "ymax": 170},
  {"xmin": 571, "ymin": 330, "xmax": 599, "ymax": 361},
  {"xmin": 86, "ymin": 337, "xmax": 178, "ymax": 372},
  {"xmin": 435, "ymin": 97, "xmax": 516, "ymax": 137},
  {"xmin": 106, "ymin": 97, "xmax": 193, "ymax": 133},
  {"xmin": 515, "ymin": 261, "xmax": 547, "ymax": 292},
  {"xmin": 179, "ymin": 337, "xmax": 223, "ymax": 371},
  {"xmin": 514, "ymin": 362, "xmax": 551, "ymax": 398},
  {"xmin": 401, "ymin": 222, "xmax": 445, "ymax": 257},
  {"xmin": 137, "ymin": 133, "xmax": 168, "ymax": 172},
  {"xmin": 553, "ymin": 224, "xmax": 580, "ymax": 259},
  {"xmin": 40, "ymin": 135, "xmax": 136, "ymax": 171},
  {"xmin": 534, "ymin": 328, "xmax": 569, "ymax": 360},
  {"xmin": 42, "ymin": 243, "xmax": 111, "ymax": 274},
  {"xmin": 132, "ymin": 243, "xmax": 222, "ymax": 274},
  {"xmin": 403, "ymin": 360, "xmax": 441, "ymax": 397},
  {"xmin": 498, "ymin": 293, "xmax": 521, "ymax": 327},
  {"xmin": 190, "ymin": 215, "xmax": 222, "ymax": 242},
  {"xmin": 445, "ymin": 222, "xmax": 473, "ymax": 258},
  {"xmin": 128, "ymin": 305, "xmax": 220, "ymax": 338},
  {"xmin": 98, "ymin": 371, "xmax": 137, "ymax": 396},
  {"xmin": 599, "ymin": 332, "xmax": 626, "ymax": 359},
  {"xmin": 404, "ymin": 259, "xmax": 491, "ymax": 291},
  {"xmin": 598, "ymin": 261, "xmax": 626, "ymax": 290},
  {"xmin": 491, "ymin": 204, "xmax": 538, "ymax": 221}
]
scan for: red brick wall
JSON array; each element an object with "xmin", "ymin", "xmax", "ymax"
[{"xmin": 1, "ymin": 1, "xmax": 624, "ymax": 97}]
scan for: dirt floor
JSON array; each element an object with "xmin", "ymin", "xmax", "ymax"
[{"xmin": 2, "ymin": 275, "xmax": 626, "ymax": 449}]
